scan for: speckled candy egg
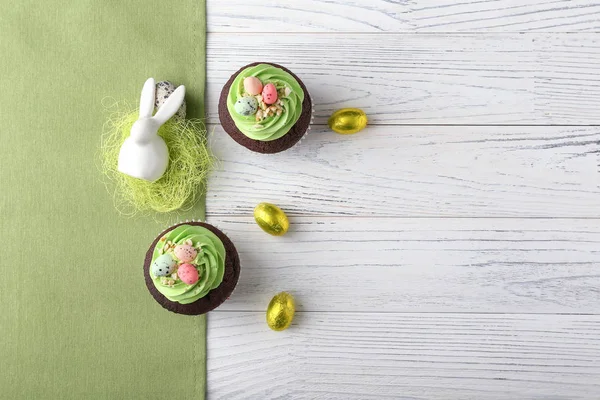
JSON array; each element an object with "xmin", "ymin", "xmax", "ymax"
[
  {"xmin": 243, "ymin": 76, "xmax": 263, "ymax": 96},
  {"xmin": 155, "ymin": 81, "xmax": 186, "ymax": 118},
  {"xmin": 262, "ymin": 83, "xmax": 278, "ymax": 105},
  {"xmin": 234, "ymin": 96, "xmax": 258, "ymax": 116},
  {"xmin": 174, "ymin": 244, "xmax": 198, "ymax": 263},
  {"xmin": 178, "ymin": 263, "xmax": 199, "ymax": 285},
  {"xmin": 151, "ymin": 254, "xmax": 176, "ymax": 277}
]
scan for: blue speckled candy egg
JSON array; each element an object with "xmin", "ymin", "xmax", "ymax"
[
  {"xmin": 151, "ymin": 254, "xmax": 176, "ymax": 277},
  {"xmin": 234, "ymin": 96, "xmax": 258, "ymax": 116}
]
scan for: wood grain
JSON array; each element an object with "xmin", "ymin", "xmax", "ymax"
[
  {"xmin": 207, "ymin": 312, "xmax": 600, "ymax": 399},
  {"xmin": 207, "ymin": 33, "xmax": 600, "ymax": 125},
  {"xmin": 207, "ymin": 125, "xmax": 600, "ymax": 218},
  {"xmin": 207, "ymin": 217, "xmax": 600, "ymax": 313},
  {"xmin": 206, "ymin": 3, "xmax": 600, "ymax": 397},
  {"xmin": 207, "ymin": 0, "xmax": 600, "ymax": 33}
]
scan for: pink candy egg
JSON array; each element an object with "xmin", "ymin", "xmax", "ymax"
[
  {"xmin": 262, "ymin": 83, "xmax": 278, "ymax": 105},
  {"xmin": 243, "ymin": 76, "xmax": 263, "ymax": 96},
  {"xmin": 178, "ymin": 263, "xmax": 199, "ymax": 285},
  {"xmin": 174, "ymin": 244, "xmax": 197, "ymax": 263}
]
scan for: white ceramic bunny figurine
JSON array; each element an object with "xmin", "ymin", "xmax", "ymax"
[{"xmin": 118, "ymin": 78, "xmax": 186, "ymax": 181}]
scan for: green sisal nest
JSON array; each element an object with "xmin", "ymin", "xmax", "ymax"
[{"xmin": 100, "ymin": 102, "xmax": 214, "ymax": 216}]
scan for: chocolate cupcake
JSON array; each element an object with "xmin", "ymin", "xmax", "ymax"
[
  {"xmin": 218, "ymin": 62, "xmax": 313, "ymax": 154},
  {"xmin": 144, "ymin": 222, "xmax": 240, "ymax": 315}
]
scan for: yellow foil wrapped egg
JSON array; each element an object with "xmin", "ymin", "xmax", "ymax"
[
  {"xmin": 254, "ymin": 202, "xmax": 289, "ymax": 236},
  {"xmin": 328, "ymin": 108, "xmax": 368, "ymax": 134},
  {"xmin": 266, "ymin": 292, "xmax": 295, "ymax": 331}
]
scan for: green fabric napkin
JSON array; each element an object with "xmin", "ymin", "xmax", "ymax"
[{"xmin": 0, "ymin": 1, "xmax": 207, "ymax": 398}]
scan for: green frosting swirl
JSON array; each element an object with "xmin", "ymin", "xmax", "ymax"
[
  {"xmin": 150, "ymin": 225, "xmax": 225, "ymax": 304},
  {"xmin": 227, "ymin": 64, "xmax": 305, "ymax": 141}
]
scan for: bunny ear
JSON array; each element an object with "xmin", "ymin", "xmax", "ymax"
[
  {"xmin": 139, "ymin": 78, "xmax": 156, "ymax": 118},
  {"xmin": 153, "ymin": 85, "xmax": 185, "ymax": 125}
]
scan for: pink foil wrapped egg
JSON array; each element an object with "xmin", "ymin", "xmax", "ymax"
[
  {"xmin": 262, "ymin": 83, "xmax": 278, "ymax": 105},
  {"xmin": 174, "ymin": 244, "xmax": 197, "ymax": 263},
  {"xmin": 178, "ymin": 263, "xmax": 199, "ymax": 285},
  {"xmin": 243, "ymin": 76, "xmax": 263, "ymax": 96}
]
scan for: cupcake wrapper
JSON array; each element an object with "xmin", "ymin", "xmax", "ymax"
[{"xmin": 292, "ymin": 105, "xmax": 315, "ymax": 150}]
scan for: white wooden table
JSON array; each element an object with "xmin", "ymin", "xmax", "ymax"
[{"xmin": 204, "ymin": 1, "xmax": 600, "ymax": 398}]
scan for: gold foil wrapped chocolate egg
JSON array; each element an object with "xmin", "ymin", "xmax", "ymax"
[
  {"xmin": 328, "ymin": 108, "xmax": 368, "ymax": 134},
  {"xmin": 254, "ymin": 202, "xmax": 289, "ymax": 236},
  {"xmin": 266, "ymin": 292, "xmax": 295, "ymax": 331}
]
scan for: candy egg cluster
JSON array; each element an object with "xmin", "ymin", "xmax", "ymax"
[
  {"xmin": 154, "ymin": 237, "xmax": 202, "ymax": 286},
  {"xmin": 236, "ymin": 76, "xmax": 289, "ymax": 122}
]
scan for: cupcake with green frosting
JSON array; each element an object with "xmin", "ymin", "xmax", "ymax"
[
  {"xmin": 143, "ymin": 222, "xmax": 240, "ymax": 315},
  {"xmin": 218, "ymin": 62, "xmax": 313, "ymax": 154}
]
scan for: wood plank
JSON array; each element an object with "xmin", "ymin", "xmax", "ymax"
[
  {"xmin": 207, "ymin": 217, "xmax": 600, "ymax": 313},
  {"xmin": 207, "ymin": 33, "xmax": 600, "ymax": 125},
  {"xmin": 207, "ymin": 0, "xmax": 600, "ymax": 33},
  {"xmin": 207, "ymin": 312, "xmax": 600, "ymax": 399},
  {"xmin": 207, "ymin": 125, "xmax": 600, "ymax": 218}
]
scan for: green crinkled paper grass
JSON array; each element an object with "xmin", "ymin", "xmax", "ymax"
[{"xmin": 100, "ymin": 101, "xmax": 214, "ymax": 216}]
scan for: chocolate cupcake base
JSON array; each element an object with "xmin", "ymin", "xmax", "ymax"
[
  {"xmin": 144, "ymin": 222, "xmax": 240, "ymax": 315},
  {"xmin": 218, "ymin": 62, "xmax": 312, "ymax": 154}
]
